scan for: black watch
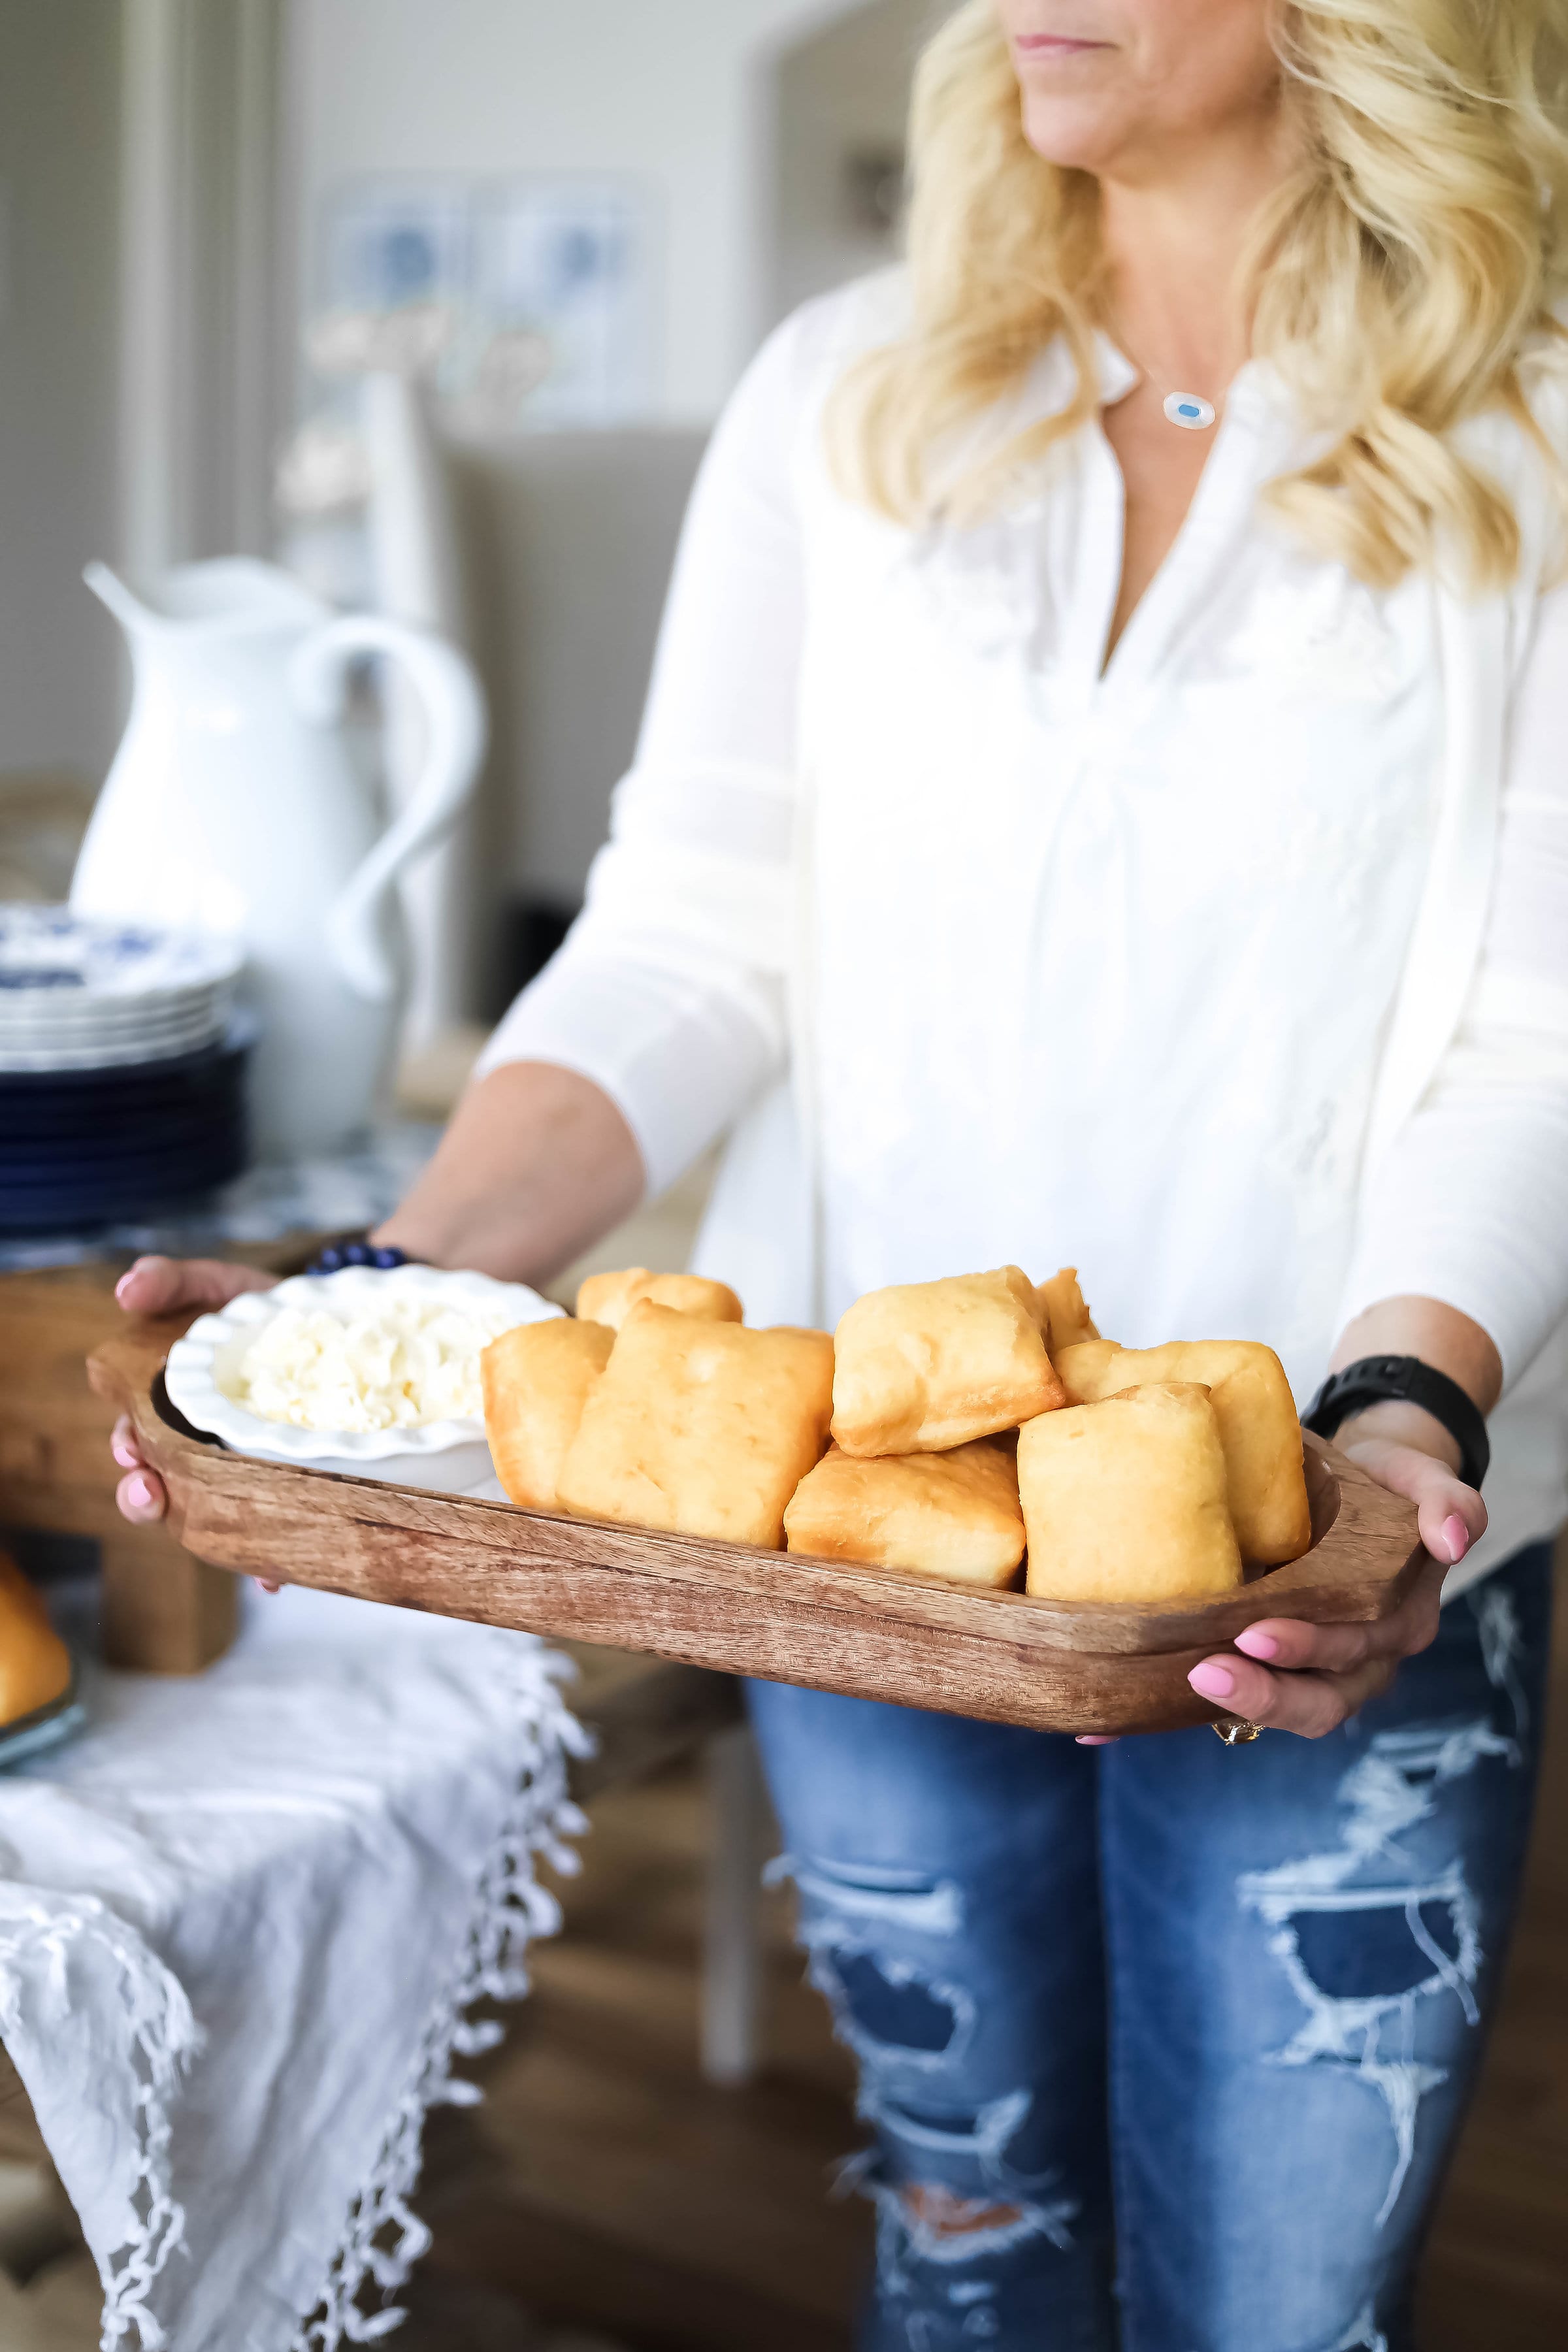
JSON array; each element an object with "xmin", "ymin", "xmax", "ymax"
[{"xmin": 1303, "ymin": 1356, "xmax": 1490, "ymax": 1492}]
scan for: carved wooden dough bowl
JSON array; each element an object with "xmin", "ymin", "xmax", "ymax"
[{"xmin": 90, "ymin": 1318, "xmax": 1426, "ymax": 1737}]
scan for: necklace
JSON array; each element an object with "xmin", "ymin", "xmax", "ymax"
[
  {"xmin": 1158, "ymin": 389, "xmax": 1218, "ymax": 433},
  {"xmin": 1112, "ymin": 325, "xmax": 1221, "ymax": 432}
]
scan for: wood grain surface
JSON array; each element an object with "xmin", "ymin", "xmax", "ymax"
[
  {"xmin": 0, "ymin": 1267, "xmax": 238, "ymax": 1673},
  {"xmin": 90, "ymin": 1319, "xmax": 1426, "ymax": 1737}
]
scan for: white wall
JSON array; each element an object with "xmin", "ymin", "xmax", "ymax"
[
  {"xmin": 770, "ymin": 0, "xmax": 932, "ymax": 327},
  {"xmin": 286, "ymin": 0, "xmax": 939, "ymax": 970},
  {"xmin": 285, "ymin": 0, "xmax": 889, "ymax": 424},
  {"xmin": 0, "ymin": 1, "xmax": 123, "ymax": 785}
]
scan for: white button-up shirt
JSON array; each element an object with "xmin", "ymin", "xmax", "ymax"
[{"xmin": 483, "ymin": 277, "xmax": 1568, "ymax": 1590}]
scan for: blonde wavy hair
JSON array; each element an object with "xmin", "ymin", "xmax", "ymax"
[{"xmin": 830, "ymin": 0, "xmax": 1568, "ymax": 588}]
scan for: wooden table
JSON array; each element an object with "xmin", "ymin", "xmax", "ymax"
[{"xmin": 0, "ymin": 1262, "xmax": 270, "ymax": 1671}]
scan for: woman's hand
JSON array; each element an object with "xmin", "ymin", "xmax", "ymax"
[
  {"xmin": 110, "ymin": 1256, "xmax": 277, "ymax": 1525},
  {"xmin": 1183, "ymin": 1399, "xmax": 1487, "ymax": 1740},
  {"xmin": 108, "ymin": 1062, "xmax": 639, "ymax": 1553}
]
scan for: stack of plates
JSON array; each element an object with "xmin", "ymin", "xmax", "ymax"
[
  {"xmin": 0, "ymin": 906, "xmax": 242, "ymax": 1070},
  {"xmin": 0, "ymin": 909, "xmax": 252, "ymax": 1232}
]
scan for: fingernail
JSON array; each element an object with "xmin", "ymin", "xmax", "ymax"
[
  {"xmin": 114, "ymin": 1270, "xmax": 136, "ymax": 1302},
  {"xmin": 126, "ymin": 1473, "xmax": 154, "ymax": 1509},
  {"xmin": 1235, "ymin": 1629, "xmax": 1280, "ymax": 1661},
  {"xmin": 1189, "ymin": 1662, "xmax": 1236, "ymax": 1701},
  {"xmin": 1075, "ymin": 1734, "xmax": 1117, "ymax": 1746},
  {"xmin": 1443, "ymin": 1513, "xmax": 1470, "ymax": 1565},
  {"xmin": 112, "ymin": 1441, "xmax": 139, "ymax": 1468}
]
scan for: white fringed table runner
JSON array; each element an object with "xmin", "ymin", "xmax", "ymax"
[{"xmin": 0, "ymin": 1584, "xmax": 588, "ymax": 2351}]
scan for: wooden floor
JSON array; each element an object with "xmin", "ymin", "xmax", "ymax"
[
  {"xmin": 410, "ymin": 1549, "xmax": 1568, "ymax": 2352},
  {"xmin": 411, "ymin": 1760, "xmax": 864, "ymax": 2351}
]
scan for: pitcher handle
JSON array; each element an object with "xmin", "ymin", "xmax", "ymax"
[{"xmin": 291, "ymin": 615, "xmax": 488, "ymax": 1004}]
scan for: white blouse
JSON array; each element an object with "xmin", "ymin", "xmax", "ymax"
[{"xmin": 482, "ymin": 278, "xmax": 1568, "ymax": 1592}]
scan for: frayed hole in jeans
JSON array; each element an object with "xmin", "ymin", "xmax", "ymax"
[
  {"xmin": 900, "ymin": 2185, "xmax": 1026, "ymax": 2242},
  {"xmin": 832, "ymin": 1952, "xmax": 960, "ymax": 2053}
]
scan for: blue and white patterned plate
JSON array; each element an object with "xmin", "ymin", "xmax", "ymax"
[
  {"xmin": 0, "ymin": 906, "xmax": 243, "ymax": 996},
  {"xmin": 0, "ymin": 906, "xmax": 244, "ymax": 1072}
]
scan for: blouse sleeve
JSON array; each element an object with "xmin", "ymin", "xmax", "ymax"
[
  {"xmin": 1338, "ymin": 574, "xmax": 1568, "ymax": 1387},
  {"xmin": 476, "ymin": 306, "xmax": 821, "ymax": 1195}
]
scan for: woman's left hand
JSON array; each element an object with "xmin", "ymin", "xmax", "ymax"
[{"xmin": 1183, "ymin": 1418, "xmax": 1486, "ymax": 1740}]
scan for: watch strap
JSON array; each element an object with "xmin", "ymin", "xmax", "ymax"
[{"xmin": 1303, "ymin": 1355, "xmax": 1490, "ymax": 1491}]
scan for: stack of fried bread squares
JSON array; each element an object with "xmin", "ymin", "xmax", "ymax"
[{"xmin": 481, "ymin": 1263, "xmax": 1313, "ymax": 1601}]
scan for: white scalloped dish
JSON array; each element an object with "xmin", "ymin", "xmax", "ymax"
[{"xmin": 164, "ymin": 1263, "xmax": 563, "ymax": 1492}]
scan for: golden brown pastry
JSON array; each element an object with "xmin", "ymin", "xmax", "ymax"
[
  {"xmin": 785, "ymin": 1438, "xmax": 1026, "ymax": 1590},
  {"xmin": 1056, "ymin": 1339, "xmax": 1311, "ymax": 1566},
  {"xmin": 0, "ymin": 1549, "xmax": 73, "ymax": 1725},
  {"xmin": 1055, "ymin": 1341, "xmax": 1122, "ymax": 1401},
  {"xmin": 832, "ymin": 1266, "xmax": 1067, "ymax": 1456},
  {"xmin": 558, "ymin": 1302, "xmax": 835, "ymax": 1548},
  {"xmin": 575, "ymin": 1267, "xmax": 743, "ymax": 1332},
  {"xmin": 1036, "ymin": 1267, "xmax": 1102, "ymax": 1356},
  {"xmin": 482, "ymin": 1318, "xmax": 616, "ymax": 1512},
  {"xmin": 1019, "ymin": 1382, "xmax": 1244, "ymax": 1603}
]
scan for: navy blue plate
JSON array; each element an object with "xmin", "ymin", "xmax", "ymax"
[
  {"xmin": 0, "ymin": 1021, "xmax": 253, "ymax": 1233},
  {"xmin": 0, "ymin": 1019, "xmax": 253, "ymax": 1092}
]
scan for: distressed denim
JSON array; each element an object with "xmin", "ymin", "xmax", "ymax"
[{"xmin": 746, "ymin": 1543, "xmax": 1552, "ymax": 2352}]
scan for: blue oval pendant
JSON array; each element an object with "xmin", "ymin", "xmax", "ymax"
[{"xmin": 1164, "ymin": 392, "xmax": 1217, "ymax": 431}]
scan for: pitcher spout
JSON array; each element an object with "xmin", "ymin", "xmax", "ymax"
[
  {"xmin": 82, "ymin": 561, "xmax": 159, "ymax": 636},
  {"xmin": 83, "ymin": 557, "xmax": 327, "ymax": 639}
]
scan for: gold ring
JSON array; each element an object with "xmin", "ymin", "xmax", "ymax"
[{"xmin": 1212, "ymin": 1716, "xmax": 1263, "ymax": 1746}]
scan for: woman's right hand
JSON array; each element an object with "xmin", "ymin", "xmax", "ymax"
[{"xmin": 110, "ymin": 1256, "xmax": 278, "ymax": 1524}]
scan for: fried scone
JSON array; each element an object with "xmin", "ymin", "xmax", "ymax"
[
  {"xmin": 558, "ymin": 1302, "xmax": 834, "ymax": 1548},
  {"xmin": 1036, "ymin": 1267, "xmax": 1102, "ymax": 1356},
  {"xmin": 482, "ymin": 1318, "xmax": 616, "ymax": 1512},
  {"xmin": 1056, "ymin": 1339, "xmax": 1311, "ymax": 1566},
  {"xmin": 832, "ymin": 1266, "xmax": 1067, "ymax": 1456},
  {"xmin": 0, "ymin": 1549, "xmax": 73, "ymax": 1725},
  {"xmin": 785, "ymin": 1439, "xmax": 1026, "ymax": 1590},
  {"xmin": 576, "ymin": 1267, "xmax": 743, "ymax": 1332},
  {"xmin": 1019, "ymin": 1383, "xmax": 1243, "ymax": 1603}
]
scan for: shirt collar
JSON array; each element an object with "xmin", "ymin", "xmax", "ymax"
[{"xmin": 1094, "ymin": 333, "xmax": 1140, "ymax": 407}]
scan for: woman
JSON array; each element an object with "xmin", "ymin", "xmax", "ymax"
[{"xmin": 116, "ymin": 3, "xmax": 1568, "ymax": 2344}]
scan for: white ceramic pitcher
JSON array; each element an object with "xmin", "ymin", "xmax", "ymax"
[{"xmin": 72, "ymin": 558, "xmax": 487, "ymax": 1159}]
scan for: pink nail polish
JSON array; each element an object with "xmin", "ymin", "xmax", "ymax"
[
  {"xmin": 1443, "ymin": 1513, "xmax": 1469, "ymax": 1564},
  {"xmin": 126, "ymin": 1473, "xmax": 153, "ymax": 1508},
  {"xmin": 112, "ymin": 1441, "xmax": 138, "ymax": 1469},
  {"xmin": 1189, "ymin": 1662, "xmax": 1235, "ymax": 1701},
  {"xmin": 1237, "ymin": 1631, "xmax": 1280, "ymax": 1661}
]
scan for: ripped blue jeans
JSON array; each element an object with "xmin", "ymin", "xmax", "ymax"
[{"xmin": 746, "ymin": 1544, "xmax": 1552, "ymax": 2352}]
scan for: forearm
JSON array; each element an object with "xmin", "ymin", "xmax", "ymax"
[
  {"xmin": 1328, "ymin": 1294, "xmax": 1501, "ymax": 1471},
  {"xmin": 374, "ymin": 1061, "xmax": 644, "ymax": 1284}
]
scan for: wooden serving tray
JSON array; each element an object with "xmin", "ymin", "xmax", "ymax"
[{"xmin": 90, "ymin": 1318, "xmax": 1426, "ymax": 1737}]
